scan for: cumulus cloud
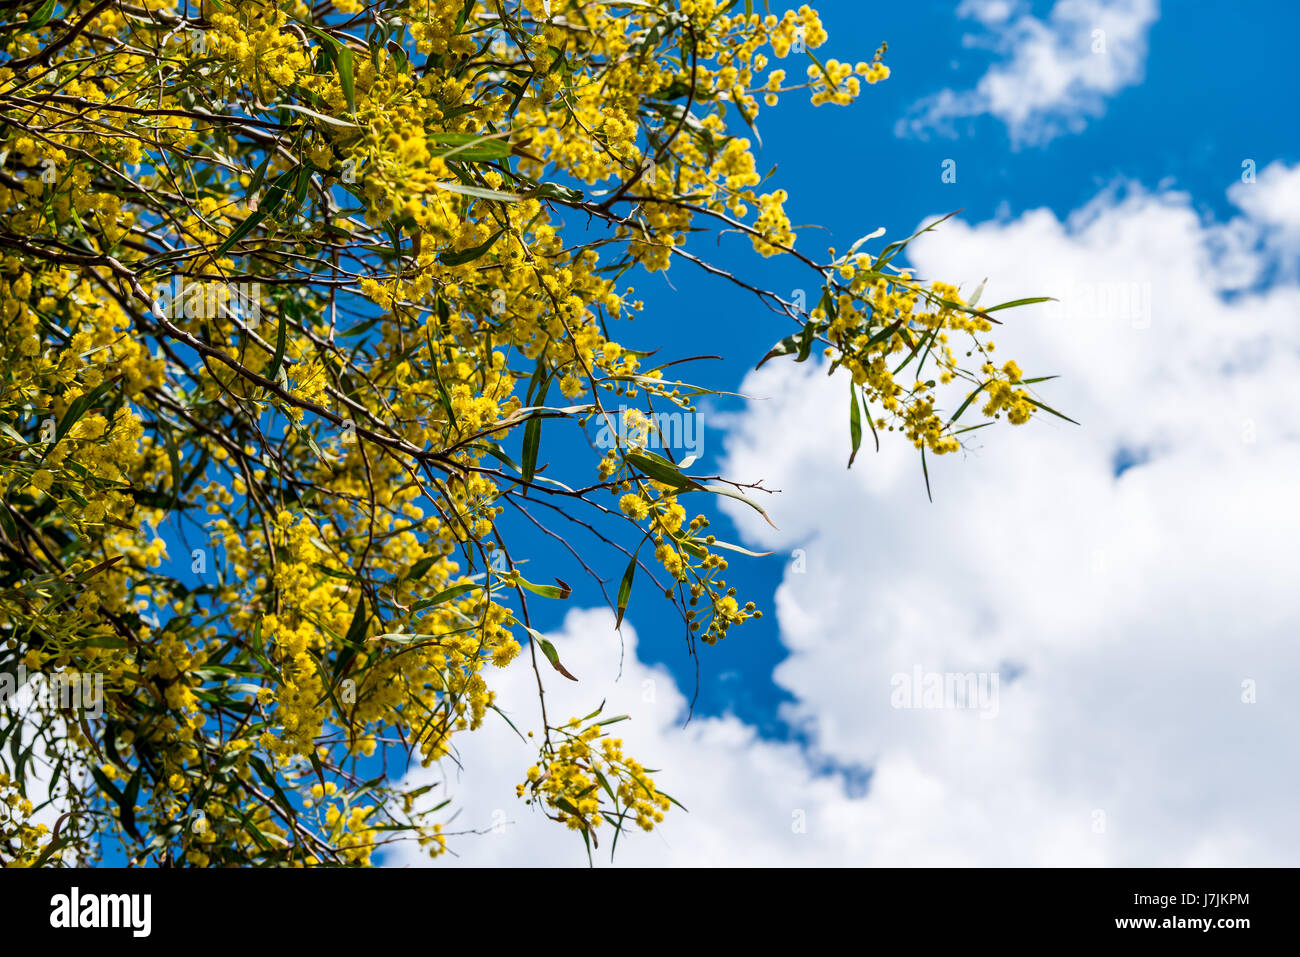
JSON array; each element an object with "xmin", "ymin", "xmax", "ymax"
[
  {"xmin": 385, "ymin": 608, "xmax": 869, "ymax": 867},
  {"xmin": 899, "ymin": 0, "xmax": 1160, "ymax": 145},
  {"xmin": 1228, "ymin": 161, "xmax": 1300, "ymax": 279},
  {"xmin": 390, "ymin": 165, "xmax": 1300, "ymax": 866},
  {"xmin": 713, "ymin": 163, "xmax": 1300, "ymax": 865}
]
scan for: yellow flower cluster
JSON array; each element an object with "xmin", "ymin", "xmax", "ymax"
[
  {"xmin": 0, "ymin": 0, "xmax": 1048, "ymax": 867},
  {"xmin": 813, "ymin": 261, "xmax": 1041, "ymax": 455},
  {"xmin": 611, "ymin": 469, "xmax": 760, "ymax": 645},
  {"xmin": 519, "ymin": 717, "xmax": 672, "ymax": 839},
  {"xmin": 0, "ymin": 774, "xmax": 52, "ymax": 867}
]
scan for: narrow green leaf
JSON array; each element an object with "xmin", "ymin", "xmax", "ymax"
[
  {"xmin": 157, "ymin": 414, "xmax": 182, "ymax": 513},
  {"xmin": 872, "ymin": 210, "xmax": 960, "ymax": 272},
  {"xmin": 292, "ymin": 164, "xmax": 311, "ymax": 210},
  {"xmin": 756, "ymin": 330, "xmax": 801, "ymax": 369},
  {"xmin": 120, "ymin": 769, "xmax": 142, "ymax": 840},
  {"xmin": 921, "ymin": 445, "xmax": 933, "ymax": 503},
  {"xmin": 700, "ymin": 484, "xmax": 777, "ymax": 529},
  {"xmin": 433, "ymin": 180, "xmax": 522, "ymax": 202},
  {"xmin": 343, "ymin": 592, "xmax": 368, "ymax": 646},
  {"xmin": 794, "ymin": 318, "xmax": 817, "ymax": 362},
  {"xmin": 215, "ymin": 167, "xmax": 296, "ymax": 257},
  {"xmin": 428, "ymin": 132, "xmax": 513, "ymax": 161},
  {"xmin": 249, "ymin": 756, "xmax": 297, "ymax": 821},
  {"xmin": 614, "ymin": 554, "xmax": 636, "ymax": 629},
  {"xmin": 55, "ymin": 375, "xmax": 121, "ymax": 444},
  {"xmin": 705, "ymin": 538, "xmax": 774, "ymax": 557},
  {"xmin": 1023, "ymin": 395, "xmax": 1080, "ymax": 425},
  {"xmin": 337, "ymin": 46, "xmax": 356, "ymax": 113},
  {"xmin": 626, "ymin": 450, "xmax": 700, "ymax": 490},
  {"xmin": 411, "ymin": 582, "xmax": 481, "ymax": 612},
  {"xmin": 848, "ymin": 382, "xmax": 863, "ymax": 468},
  {"xmin": 508, "ymin": 574, "xmax": 571, "ymax": 600},
  {"xmin": 89, "ymin": 765, "xmax": 138, "ymax": 838},
  {"xmin": 439, "ymin": 228, "xmax": 504, "ymax": 266},
  {"xmin": 404, "ymin": 555, "xmax": 438, "ymax": 581},
  {"xmin": 264, "ymin": 307, "xmax": 288, "ymax": 382},
  {"xmin": 28, "ymin": 0, "xmax": 57, "ymax": 28},
  {"xmin": 521, "ymin": 414, "xmax": 544, "ymax": 485},
  {"xmin": 729, "ymin": 90, "xmax": 763, "ymax": 150},
  {"xmin": 949, "ymin": 380, "xmax": 990, "ymax": 424},
  {"xmin": 983, "ymin": 296, "xmax": 1055, "ymax": 313},
  {"xmin": 534, "ymin": 635, "xmax": 578, "ymax": 681},
  {"xmin": 525, "ymin": 182, "xmax": 585, "ymax": 203},
  {"xmin": 246, "ymin": 150, "xmax": 273, "ymax": 200}
]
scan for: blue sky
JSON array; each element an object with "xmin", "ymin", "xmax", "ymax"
[{"xmin": 389, "ymin": 0, "xmax": 1300, "ymax": 866}]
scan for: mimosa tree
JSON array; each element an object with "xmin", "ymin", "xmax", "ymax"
[{"xmin": 0, "ymin": 0, "xmax": 1059, "ymax": 866}]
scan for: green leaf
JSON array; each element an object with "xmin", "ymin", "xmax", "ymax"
[
  {"xmin": 614, "ymin": 554, "xmax": 636, "ymax": 629},
  {"xmin": 411, "ymin": 582, "xmax": 480, "ymax": 611},
  {"xmin": 701, "ymin": 483, "xmax": 777, "ymax": 529},
  {"xmin": 120, "ymin": 769, "xmax": 142, "ymax": 841},
  {"xmin": 264, "ymin": 307, "xmax": 288, "ymax": 382},
  {"xmin": 848, "ymin": 382, "xmax": 863, "ymax": 468},
  {"xmin": 755, "ymin": 331, "xmax": 800, "ymax": 369},
  {"xmin": 292, "ymin": 164, "xmax": 311, "ymax": 210},
  {"xmin": 948, "ymin": 380, "xmax": 990, "ymax": 424},
  {"xmin": 704, "ymin": 538, "xmax": 774, "ymax": 558},
  {"xmin": 249, "ymin": 756, "xmax": 297, "ymax": 821},
  {"xmin": 529, "ymin": 630, "xmax": 578, "ymax": 681},
  {"xmin": 920, "ymin": 445, "xmax": 933, "ymax": 503},
  {"xmin": 90, "ymin": 765, "xmax": 139, "ymax": 839},
  {"xmin": 872, "ymin": 210, "xmax": 960, "ymax": 272},
  {"xmin": 525, "ymin": 182, "xmax": 586, "ymax": 203},
  {"xmin": 1023, "ymin": 395, "xmax": 1080, "ymax": 425},
  {"xmin": 432, "ymin": 181, "xmax": 522, "ymax": 202},
  {"xmin": 730, "ymin": 90, "xmax": 762, "ymax": 150},
  {"xmin": 304, "ymin": 23, "xmax": 340, "ymax": 57},
  {"xmin": 246, "ymin": 150, "xmax": 274, "ymax": 200},
  {"xmin": 794, "ymin": 318, "xmax": 817, "ymax": 362},
  {"xmin": 428, "ymin": 132, "xmax": 513, "ymax": 162},
  {"xmin": 55, "ymin": 375, "xmax": 121, "ymax": 444},
  {"xmin": 157, "ymin": 414, "xmax": 183, "ymax": 513},
  {"xmin": 344, "ymin": 592, "xmax": 368, "ymax": 646},
  {"xmin": 404, "ymin": 555, "xmax": 438, "ymax": 581},
  {"xmin": 521, "ymin": 398, "xmax": 546, "ymax": 487},
  {"xmin": 439, "ymin": 228, "xmax": 504, "ymax": 266},
  {"xmin": 510, "ymin": 575, "xmax": 572, "ymax": 600},
  {"xmin": 28, "ymin": 0, "xmax": 57, "ymax": 28},
  {"xmin": 893, "ymin": 324, "xmax": 940, "ymax": 377},
  {"xmin": 337, "ymin": 46, "xmax": 356, "ymax": 114},
  {"xmin": 983, "ymin": 296, "xmax": 1055, "ymax": 313},
  {"xmin": 626, "ymin": 450, "xmax": 700, "ymax": 490},
  {"xmin": 215, "ymin": 167, "xmax": 297, "ymax": 257}
]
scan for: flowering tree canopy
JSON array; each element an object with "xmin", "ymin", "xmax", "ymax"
[{"xmin": 0, "ymin": 0, "xmax": 1059, "ymax": 866}]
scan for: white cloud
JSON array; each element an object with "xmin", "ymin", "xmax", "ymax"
[
  {"xmin": 4, "ymin": 679, "xmax": 84, "ymax": 862},
  {"xmin": 900, "ymin": 0, "xmax": 1160, "ymax": 145},
  {"xmin": 390, "ymin": 165, "xmax": 1300, "ymax": 866},
  {"xmin": 1230, "ymin": 161, "xmax": 1300, "ymax": 229},
  {"xmin": 1228, "ymin": 161, "xmax": 1300, "ymax": 278},
  {"xmin": 385, "ymin": 608, "xmax": 873, "ymax": 867},
  {"xmin": 957, "ymin": 0, "xmax": 1021, "ymax": 27},
  {"xmin": 713, "ymin": 164, "xmax": 1300, "ymax": 865}
]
